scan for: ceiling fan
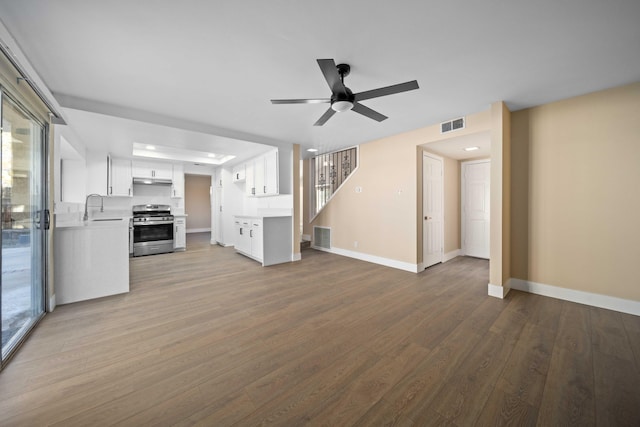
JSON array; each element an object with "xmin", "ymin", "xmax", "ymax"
[{"xmin": 271, "ymin": 59, "xmax": 419, "ymax": 126}]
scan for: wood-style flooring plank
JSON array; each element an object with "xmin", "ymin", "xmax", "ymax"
[{"xmin": 0, "ymin": 233, "xmax": 638, "ymax": 426}]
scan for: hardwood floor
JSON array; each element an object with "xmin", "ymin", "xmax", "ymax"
[{"xmin": 1, "ymin": 232, "xmax": 639, "ymax": 426}]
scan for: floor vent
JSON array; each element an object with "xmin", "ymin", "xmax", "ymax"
[
  {"xmin": 313, "ymin": 226, "xmax": 331, "ymax": 249},
  {"xmin": 441, "ymin": 117, "xmax": 465, "ymax": 133}
]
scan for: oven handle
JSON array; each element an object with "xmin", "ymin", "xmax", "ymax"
[{"xmin": 134, "ymin": 220, "xmax": 174, "ymax": 226}]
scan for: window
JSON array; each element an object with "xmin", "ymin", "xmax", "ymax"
[{"xmin": 310, "ymin": 147, "xmax": 358, "ymax": 217}]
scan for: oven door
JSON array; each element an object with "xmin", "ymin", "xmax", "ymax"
[{"xmin": 133, "ymin": 220, "xmax": 174, "ymax": 256}]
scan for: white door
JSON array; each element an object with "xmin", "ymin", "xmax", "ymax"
[
  {"xmin": 462, "ymin": 160, "xmax": 490, "ymax": 259},
  {"xmin": 423, "ymin": 153, "xmax": 444, "ymax": 269}
]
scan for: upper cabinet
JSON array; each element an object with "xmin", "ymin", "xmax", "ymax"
[
  {"xmin": 244, "ymin": 149, "xmax": 279, "ymax": 197},
  {"xmin": 232, "ymin": 164, "xmax": 246, "ymax": 182},
  {"xmin": 132, "ymin": 160, "xmax": 172, "ymax": 180},
  {"xmin": 86, "ymin": 153, "xmax": 132, "ymax": 197},
  {"xmin": 171, "ymin": 164, "xmax": 184, "ymax": 198},
  {"xmin": 108, "ymin": 157, "xmax": 132, "ymax": 197}
]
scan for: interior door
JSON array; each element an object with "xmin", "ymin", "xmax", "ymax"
[
  {"xmin": 423, "ymin": 153, "xmax": 443, "ymax": 269},
  {"xmin": 1, "ymin": 92, "xmax": 47, "ymax": 364},
  {"xmin": 462, "ymin": 160, "xmax": 490, "ymax": 259}
]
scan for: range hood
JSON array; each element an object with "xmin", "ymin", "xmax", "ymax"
[{"xmin": 133, "ymin": 177, "xmax": 173, "ymax": 185}]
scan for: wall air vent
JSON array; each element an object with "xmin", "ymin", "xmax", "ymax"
[
  {"xmin": 313, "ymin": 226, "xmax": 331, "ymax": 250},
  {"xmin": 440, "ymin": 117, "xmax": 465, "ymax": 133}
]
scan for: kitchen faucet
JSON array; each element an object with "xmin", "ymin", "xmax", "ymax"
[{"xmin": 83, "ymin": 194, "xmax": 104, "ymax": 221}]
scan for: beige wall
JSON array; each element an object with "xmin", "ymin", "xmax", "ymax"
[
  {"xmin": 184, "ymin": 174, "xmax": 212, "ymax": 230},
  {"xmin": 511, "ymin": 82, "xmax": 640, "ymax": 301},
  {"xmin": 490, "ymin": 101, "xmax": 511, "ymax": 287},
  {"xmin": 309, "ymin": 109, "xmax": 491, "ymax": 265}
]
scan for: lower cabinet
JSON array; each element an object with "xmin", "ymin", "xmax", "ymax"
[
  {"xmin": 174, "ymin": 216, "xmax": 186, "ymax": 251},
  {"xmin": 234, "ymin": 215, "xmax": 291, "ymax": 266}
]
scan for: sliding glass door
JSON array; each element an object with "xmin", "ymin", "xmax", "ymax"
[{"xmin": 1, "ymin": 90, "xmax": 47, "ymax": 364}]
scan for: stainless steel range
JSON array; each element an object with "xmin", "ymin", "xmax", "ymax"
[{"xmin": 132, "ymin": 204, "xmax": 174, "ymax": 257}]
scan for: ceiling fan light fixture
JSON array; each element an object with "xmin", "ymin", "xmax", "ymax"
[{"xmin": 331, "ymin": 100, "xmax": 354, "ymax": 112}]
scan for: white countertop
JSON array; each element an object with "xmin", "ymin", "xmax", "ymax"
[
  {"xmin": 55, "ymin": 217, "xmax": 129, "ymax": 230},
  {"xmin": 234, "ymin": 214, "xmax": 292, "ymax": 219}
]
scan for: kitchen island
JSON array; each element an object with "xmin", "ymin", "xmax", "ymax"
[
  {"xmin": 54, "ymin": 217, "xmax": 129, "ymax": 304},
  {"xmin": 233, "ymin": 215, "xmax": 292, "ymax": 266}
]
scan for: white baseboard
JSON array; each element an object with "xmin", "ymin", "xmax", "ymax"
[
  {"xmin": 312, "ymin": 245, "xmax": 420, "ymax": 273},
  {"xmin": 488, "ymin": 283, "xmax": 511, "ymax": 299},
  {"xmin": 187, "ymin": 228, "xmax": 211, "ymax": 234},
  {"xmin": 509, "ymin": 278, "xmax": 640, "ymax": 316},
  {"xmin": 443, "ymin": 249, "xmax": 461, "ymax": 263},
  {"xmin": 48, "ymin": 294, "xmax": 56, "ymax": 312},
  {"xmin": 292, "ymin": 252, "xmax": 302, "ymax": 262}
]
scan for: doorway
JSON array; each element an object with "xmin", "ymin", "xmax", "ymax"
[
  {"xmin": 462, "ymin": 160, "xmax": 490, "ymax": 259},
  {"xmin": 184, "ymin": 174, "xmax": 212, "ymax": 234},
  {"xmin": 422, "ymin": 152, "xmax": 444, "ymax": 269},
  {"xmin": 1, "ymin": 91, "xmax": 47, "ymax": 366}
]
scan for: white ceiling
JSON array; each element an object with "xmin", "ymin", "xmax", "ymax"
[
  {"xmin": 424, "ymin": 131, "xmax": 491, "ymax": 161},
  {"xmin": 1, "ymin": 0, "xmax": 639, "ymax": 159}
]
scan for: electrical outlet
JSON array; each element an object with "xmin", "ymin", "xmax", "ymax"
[{"xmin": 355, "ymin": 186, "xmax": 362, "ymax": 193}]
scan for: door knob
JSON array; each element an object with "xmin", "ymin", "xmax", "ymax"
[{"xmin": 425, "ymin": 216, "xmax": 432, "ymax": 220}]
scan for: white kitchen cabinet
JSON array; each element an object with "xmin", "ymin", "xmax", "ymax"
[
  {"xmin": 132, "ymin": 160, "xmax": 173, "ymax": 180},
  {"xmin": 234, "ymin": 218, "xmax": 251, "ymax": 254},
  {"xmin": 108, "ymin": 157, "xmax": 132, "ymax": 197},
  {"xmin": 55, "ymin": 220, "xmax": 129, "ymax": 304},
  {"xmin": 172, "ymin": 164, "xmax": 184, "ymax": 198},
  {"xmin": 86, "ymin": 153, "xmax": 132, "ymax": 197},
  {"xmin": 263, "ymin": 149, "xmax": 279, "ymax": 196},
  {"xmin": 245, "ymin": 149, "xmax": 279, "ymax": 197},
  {"xmin": 174, "ymin": 215, "xmax": 186, "ymax": 250},
  {"xmin": 245, "ymin": 161, "xmax": 255, "ymax": 196},
  {"xmin": 232, "ymin": 164, "xmax": 246, "ymax": 182},
  {"xmin": 234, "ymin": 215, "xmax": 291, "ymax": 266}
]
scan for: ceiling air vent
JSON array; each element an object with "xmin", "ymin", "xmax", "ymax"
[{"xmin": 440, "ymin": 117, "xmax": 465, "ymax": 134}]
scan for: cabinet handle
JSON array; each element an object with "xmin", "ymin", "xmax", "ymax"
[
  {"xmin": 109, "ymin": 186, "xmax": 113, "ymax": 195},
  {"xmin": 240, "ymin": 227, "xmax": 243, "ymax": 235},
  {"xmin": 250, "ymin": 230, "xmax": 253, "ymax": 238},
  {"xmin": 252, "ymin": 187, "xmax": 255, "ymax": 195},
  {"xmin": 128, "ymin": 188, "xmax": 131, "ymax": 196},
  {"xmin": 264, "ymin": 186, "xmax": 266, "ymax": 194}
]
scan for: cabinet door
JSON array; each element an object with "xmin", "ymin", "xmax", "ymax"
[
  {"xmin": 109, "ymin": 157, "xmax": 132, "ymax": 197},
  {"xmin": 153, "ymin": 163, "xmax": 173, "ymax": 180},
  {"xmin": 235, "ymin": 219, "xmax": 251, "ymax": 254},
  {"xmin": 245, "ymin": 161, "xmax": 255, "ymax": 196},
  {"xmin": 132, "ymin": 161, "xmax": 154, "ymax": 179},
  {"xmin": 172, "ymin": 164, "xmax": 184, "ymax": 198},
  {"xmin": 86, "ymin": 152, "xmax": 108, "ymax": 195},
  {"xmin": 174, "ymin": 218, "xmax": 186, "ymax": 249},
  {"xmin": 215, "ymin": 187, "xmax": 223, "ymax": 243},
  {"xmin": 264, "ymin": 150, "xmax": 279, "ymax": 196},
  {"xmin": 254, "ymin": 156, "xmax": 265, "ymax": 196},
  {"xmin": 250, "ymin": 220, "xmax": 263, "ymax": 261},
  {"xmin": 232, "ymin": 164, "xmax": 246, "ymax": 182}
]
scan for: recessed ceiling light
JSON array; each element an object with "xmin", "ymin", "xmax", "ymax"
[
  {"xmin": 464, "ymin": 146, "xmax": 479, "ymax": 151},
  {"xmin": 207, "ymin": 153, "xmax": 217, "ymax": 158},
  {"xmin": 146, "ymin": 145, "xmax": 155, "ymax": 150},
  {"xmin": 307, "ymin": 148, "xmax": 318, "ymax": 152}
]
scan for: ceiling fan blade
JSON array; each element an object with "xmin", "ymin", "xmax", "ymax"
[
  {"xmin": 313, "ymin": 107, "xmax": 336, "ymax": 126},
  {"xmin": 352, "ymin": 102, "xmax": 388, "ymax": 122},
  {"xmin": 317, "ymin": 59, "xmax": 346, "ymax": 94},
  {"xmin": 354, "ymin": 80, "xmax": 419, "ymax": 102},
  {"xmin": 271, "ymin": 98, "xmax": 330, "ymax": 104}
]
